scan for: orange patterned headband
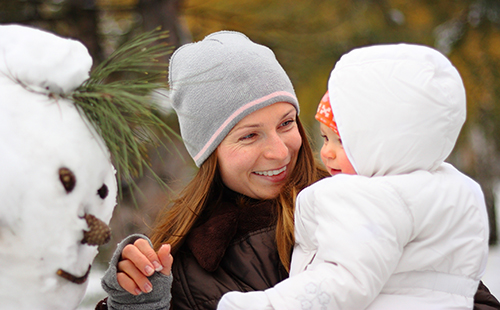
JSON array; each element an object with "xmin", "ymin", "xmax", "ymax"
[{"xmin": 315, "ymin": 90, "xmax": 338, "ymax": 135}]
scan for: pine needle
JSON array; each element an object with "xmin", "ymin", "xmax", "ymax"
[{"xmin": 68, "ymin": 28, "xmax": 176, "ymax": 199}]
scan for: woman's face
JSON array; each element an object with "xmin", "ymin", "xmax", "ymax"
[{"xmin": 217, "ymin": 102, "xmax": 302, "ymax": 200}]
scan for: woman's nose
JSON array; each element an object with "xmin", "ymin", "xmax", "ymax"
[{"xmin": 263, "ymin": 133, "xmax": 288, "ymax": 159}]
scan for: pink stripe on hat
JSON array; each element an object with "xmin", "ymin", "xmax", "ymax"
[{"xmin": 193, "ymin": 91, "xmax": 297, "ymax": 162}]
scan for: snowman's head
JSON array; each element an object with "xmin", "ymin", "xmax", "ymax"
[{"xmin": 0, "ymin": 25, "xmax": 117, "ymax": 309}]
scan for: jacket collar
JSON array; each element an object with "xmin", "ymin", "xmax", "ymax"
[{"xmin": 186, "ymin": 188, "xmax": 275, "ymax": 272}]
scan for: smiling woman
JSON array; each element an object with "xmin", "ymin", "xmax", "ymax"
[{"xmin": 97, "ymin": 30, "xmax": 328, "ymax": 310}]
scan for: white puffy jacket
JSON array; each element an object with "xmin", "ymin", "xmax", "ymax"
[{"xmin": 218, "ymin": 43, "xmax": 489, "ymax": 310}]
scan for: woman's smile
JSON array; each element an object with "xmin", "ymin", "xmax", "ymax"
[{"xmin": 253, "ymin": 166, "xmax": 287, "ymax": 177}]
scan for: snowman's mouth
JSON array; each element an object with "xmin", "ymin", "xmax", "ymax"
[{"xmin": 56, "ymin": 265, "xmax": 91, "ymax": 284}]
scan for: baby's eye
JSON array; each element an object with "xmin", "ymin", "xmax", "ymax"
[{"xmin": 321, "ymin": 134, "xmax": 328, "ymax": 142}]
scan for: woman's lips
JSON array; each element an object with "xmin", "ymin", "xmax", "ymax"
[{"xmin": 253, "ymin": 165, "xmax": 288, "ymax": 182}]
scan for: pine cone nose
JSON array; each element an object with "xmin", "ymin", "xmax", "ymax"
[{"xmin": 81, "ymin": 213, "xmax": 111, "ymax": 246}]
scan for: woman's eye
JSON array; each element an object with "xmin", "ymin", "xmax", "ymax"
[
  {"xmin": 240, "ymin": 133, "xmax": 256, "ymax": 140},
  {"xmin": 281, "ymin": 119, "xmax": 295, "ymax": 127}
]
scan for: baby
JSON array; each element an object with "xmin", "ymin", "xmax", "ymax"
[{"xmin": 217, "ymin": 43, "xmax": 490, "ymax": 310}]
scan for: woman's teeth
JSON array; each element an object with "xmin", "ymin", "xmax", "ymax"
[{"xmin": 255, "ymin": 166, "xmax": 286, "ymax": 176}]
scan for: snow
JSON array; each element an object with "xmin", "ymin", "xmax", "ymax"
[
  {"xmin": 0, "ymin": 24, "xmax": 92, "ymax": 94},
  {"xmin": 0, "ymin": 24, "xmax": 117, "ymax": 309},
  {"xmin": 77, "ymin": 266, "xmax": 108, "ymax": 310}
]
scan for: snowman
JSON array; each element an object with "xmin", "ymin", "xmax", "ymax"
[{"xmin": 0, "ymin": 24, "xmax": 169, "ymax": 309}]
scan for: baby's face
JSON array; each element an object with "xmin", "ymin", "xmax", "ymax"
[{"xmin": 319, "ymin": 123, "xmax": 356, "ymax": 176}]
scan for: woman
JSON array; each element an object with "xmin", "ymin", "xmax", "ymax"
[{"xmin": 97, "ymin": 31, "xmax": 500, "ymax": 310}]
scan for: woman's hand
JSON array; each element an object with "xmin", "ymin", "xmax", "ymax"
[{"xmin": 117, "ymin": 238, "xmax": 173, "ymax": 295}]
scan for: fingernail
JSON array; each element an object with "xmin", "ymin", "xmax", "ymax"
[
  {"xmin": 144, "ymin": 282, "xmax": 153, "ymax": 293},
  {"xmin": 153, "ymin": 261, "xmax": 163, "ymax": 272},
  {"xmin": 161, "ymin": 244, "xmax": 171, "ymax": 250},
  {"xmin": 134, "ymin": 288, "xmax": 142, "ymax": 296},
  {"xmin": 145, "ymin": 265, "xmax": 154, "ymax": 276}
]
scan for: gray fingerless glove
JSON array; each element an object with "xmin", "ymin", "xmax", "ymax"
[{"xmin": 101, "ymin": 234, "xmax": 172, "ymax": 310}]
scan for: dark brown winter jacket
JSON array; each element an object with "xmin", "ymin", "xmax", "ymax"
[{"xmin": 170, "ymin": 191, "xmax": 286, "ymax": 310}]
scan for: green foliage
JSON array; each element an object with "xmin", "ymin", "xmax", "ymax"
[{"xmin": 69, "ymin": 28, "xmax": 176, "ymax": 200}]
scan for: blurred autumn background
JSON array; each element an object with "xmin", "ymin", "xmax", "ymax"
[{"xmin": 2, "ymin": 0, "xmax": 500, "ymax": 305}]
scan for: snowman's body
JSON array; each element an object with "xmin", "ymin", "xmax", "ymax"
[{"xmin": 0, "ymin": 25, "xmax": 117, "ymax": 309}]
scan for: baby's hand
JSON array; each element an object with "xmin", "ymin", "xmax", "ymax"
[{"xmin": 117, "ymin": 238, "xmax": 173, "ymax": 295}]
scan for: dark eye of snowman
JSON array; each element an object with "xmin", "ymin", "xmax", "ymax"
[
  {"xmin": 59, "ymin": 167, "xmax": 76, "ymax": 193},
  {"xmin": 97, "ymin": 184, "xmax": 108, "ymax": 199}
]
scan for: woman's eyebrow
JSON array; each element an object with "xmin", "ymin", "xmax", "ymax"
[
  {"xmin": 229, "ymin": 123, "xmax": 261, "ymax": 135},
  {"xmin": 282, "ymin": 110, "xmax": 296, "ymax": 119}
]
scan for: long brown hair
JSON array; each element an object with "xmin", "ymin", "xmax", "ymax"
[{"xmin": 149, "ymin": 116, "xmax": 328, "ymax": 271}]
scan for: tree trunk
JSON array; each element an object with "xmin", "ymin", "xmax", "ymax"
[
  {"xmin": 65, "ymin": 0, "xmax": 102, "ymax": 64},
  {"xmin": 138, "ymin": 0, "xmax": 191, "ymax": 61}
]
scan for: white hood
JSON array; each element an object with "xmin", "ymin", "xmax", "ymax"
[{"xmin": 328, "ymin": 43, "xmax": 466, "ymax": 177}]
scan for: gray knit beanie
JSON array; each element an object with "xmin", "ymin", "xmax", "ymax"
[{"xmin": 169, "ymin": 31, "xmax": 299, "ymax": 167}]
